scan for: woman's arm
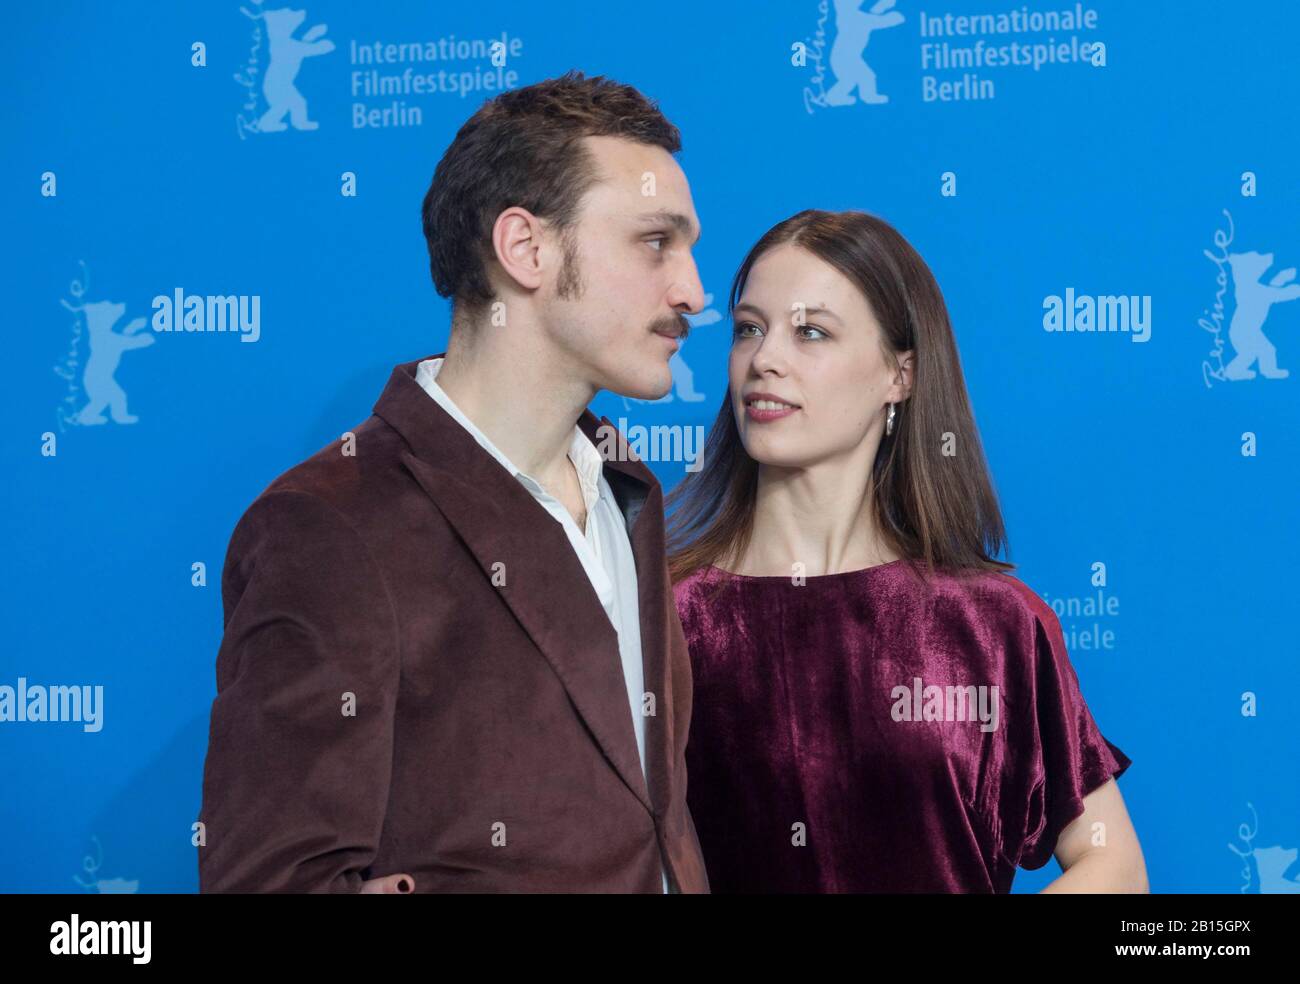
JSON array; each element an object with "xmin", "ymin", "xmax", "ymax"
[{"xmin": 1040, "ymin": 778, "xmax": 1148, "ymax": 893}]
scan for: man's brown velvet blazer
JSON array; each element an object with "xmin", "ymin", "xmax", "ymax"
[{"xmin": 198, "ymin": 354, "xmax": 710, "ymax": 893}]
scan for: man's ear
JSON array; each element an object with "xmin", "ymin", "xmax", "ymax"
[{"xmin": 490, "ymin": 206, "xmax": 545, "ymax": 294}]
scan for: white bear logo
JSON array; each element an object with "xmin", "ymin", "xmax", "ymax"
[
  {"xmin": 824, "ymin": 0, "xmax": 904, "ymax": 106},
  {"xmin": 1224, "ymin": 250, "xmax": 1300, "ymax": 380},
  {"xmin": 63, "ymin": 299, "xmax": 154, "ymax": 425},
  {"xmin": 251, "ymin": 6, "xmax": 334, "ymax": 133},
  {"xmin": 1253, "ymin": 845, "xmax": 1300, "ymax": 894}
]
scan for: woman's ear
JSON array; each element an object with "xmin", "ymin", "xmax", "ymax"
[{"xmin": 894, "ymin": 349, "xmax": 915, "ymax": 402}]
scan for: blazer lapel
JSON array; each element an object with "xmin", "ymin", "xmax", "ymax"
[
  {"xmin": 371, "ymin": 356, "xmax": 672, "ymax": 820},
  {"xmin": 578, "ymin": 412, "xmax": 675, "ymax": 828}
]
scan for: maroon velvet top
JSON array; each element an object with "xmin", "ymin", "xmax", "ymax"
[{"xmin": 674, "ymin": 560, "xmax": 1132, "ymax": 893}]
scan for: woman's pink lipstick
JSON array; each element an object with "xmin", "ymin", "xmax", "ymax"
[{"xmin": 744, "ymin": 394, "xmax": 801, "ymax": 422}]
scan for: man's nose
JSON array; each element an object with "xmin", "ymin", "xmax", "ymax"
[{"xmin": 669, "ymin": 254, "xmax": 707, "ymax": 316}]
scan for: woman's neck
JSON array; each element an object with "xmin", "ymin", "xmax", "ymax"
[{"xmin": 735, "ymin": 459, "xmax": 899, "ymax": 577}]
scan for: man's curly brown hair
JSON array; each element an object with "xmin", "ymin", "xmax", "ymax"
[{"xmin": 421, "ymin": 70, "xmax": 682, "ymax": 318}]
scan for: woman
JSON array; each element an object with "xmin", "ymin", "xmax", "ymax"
[{"xmin": 668, "ymin": 210, "xmax": 1146, "ymax": 893}]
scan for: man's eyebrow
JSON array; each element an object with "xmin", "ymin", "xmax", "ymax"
[
  {"xmin": 632, "ymin": 209, "xmax": 701, "ymax": 245},
  {"xmin": 733, "ymin": 301, "xmax": 842, "ymax": 322}
]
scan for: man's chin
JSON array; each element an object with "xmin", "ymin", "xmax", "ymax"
[{"xmin": 607, "ymin": 368, "xmax": 673, "ymax": 401}]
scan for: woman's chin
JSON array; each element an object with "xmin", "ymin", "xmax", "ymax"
[{"xmin": 740, "ymin": 439, "xmax": 809, "ymax": 470}]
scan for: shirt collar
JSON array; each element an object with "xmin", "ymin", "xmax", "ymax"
[{"xmin": 414, "ymin": 357, "xmax": 603, "ymax": 509}]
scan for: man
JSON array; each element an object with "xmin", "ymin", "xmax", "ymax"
[{"xmin": 198, "ymin": 71, "xmax": 711, "ymax": 893}]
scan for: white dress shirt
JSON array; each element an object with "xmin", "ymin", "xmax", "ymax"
[{"xmin": 414, "ymin": 358, "xmax": 669, "ymax": 893}]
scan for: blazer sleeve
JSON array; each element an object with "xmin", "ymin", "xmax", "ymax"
[{"xmin": 198, "ymin": 489, "xmax": 400, "ymax": 892}]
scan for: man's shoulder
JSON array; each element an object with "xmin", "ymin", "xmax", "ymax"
[{"xmin": 236, "ymin": 413, "xmax": 414, "ymax": 538}]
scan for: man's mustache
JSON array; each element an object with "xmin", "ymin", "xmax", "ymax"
[{"xmin": 652, "ymin": 313, "xmax": 690, "ymax": 342}]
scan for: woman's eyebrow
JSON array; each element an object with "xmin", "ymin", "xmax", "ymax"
[
  {"xmin": 733, "ymin": 302, "xmax": 842, "ymax": 322},
  {"xmin": 801, "ymin": 305, "xmax": 842, "ymax": 322}
]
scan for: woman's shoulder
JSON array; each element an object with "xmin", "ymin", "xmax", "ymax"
[
  {"xmin": 909, "ymin": 568, "xmax": 1074, "ymax": 692},
  {"xmin": 671, "ymin": 562, "xmax": 717, "ymax": 592},
  {"xmin": 915, "ymin": 565, "xmax": 1061, "ymax": 639},
  {"xmin": 979, "ymin": 570, "xmax": 1066, "ymax": 640},
  {"xmin": 956, "ymin": 567, "xmax": 1054, "ymax": 619},
  {"xmin": 671, "ymin": 563, "xmax": 727, "ymax": 612},
  {"xmin": 670, "ymin": 564, "xmax": 737, "ymax": 649}
]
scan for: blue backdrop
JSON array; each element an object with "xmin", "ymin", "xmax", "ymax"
[{"xmin": 4, "ymin": 0, "xmax": 1297, "ymax": 894}]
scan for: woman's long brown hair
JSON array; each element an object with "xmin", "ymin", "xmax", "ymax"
[{"xmin": 665, "ymin": 209, "xmax": 1015, "ymax": 585}]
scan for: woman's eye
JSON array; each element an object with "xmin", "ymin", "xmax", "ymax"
[
  {"xmin": 799, "ymin": 325, "xmax": 828, "ymax": 340},
  {"xmin": 732, "ymin": 321, "xmax": 762, "ymax": 338}
]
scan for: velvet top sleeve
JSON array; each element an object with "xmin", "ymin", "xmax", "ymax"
[{"xmin": 995, "ymin": 576, "xmax": 1132, "ymax": 870}]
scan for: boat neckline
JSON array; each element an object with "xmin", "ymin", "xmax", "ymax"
[{"xmin": 706, "ymin": 558, "xmax": 909, "ymax": 581}]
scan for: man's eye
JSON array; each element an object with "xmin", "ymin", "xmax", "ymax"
[{"xmin": 647, "ymin": 237, "xmax": 666, "ymax": 252}]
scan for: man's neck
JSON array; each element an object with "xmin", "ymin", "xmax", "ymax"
[{"xmin": 433, "ymin": 329, "xmax": 595, "ymax": 484}]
